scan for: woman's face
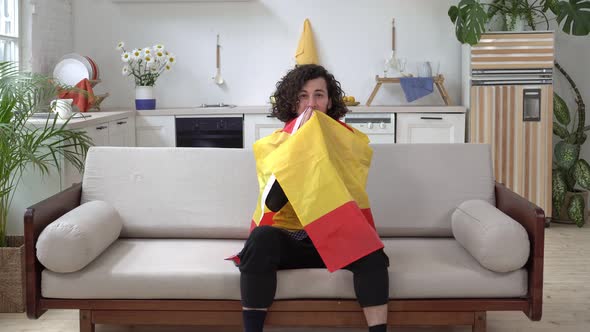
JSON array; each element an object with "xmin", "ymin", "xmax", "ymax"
[{"xmin": 296, "ymin": 77, "xmax": 332, "ymax": 115}]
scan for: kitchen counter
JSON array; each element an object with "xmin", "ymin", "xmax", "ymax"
[
  {"xmin": 27, "ymin": 111, "xmax": 135, "ymax": 130},
  {"xmin": 105, "ymin": 105, "xmax": 466, "ymax": 116}
]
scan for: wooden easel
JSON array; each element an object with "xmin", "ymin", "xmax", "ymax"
[{"xmin": 365, "ymin": 74, "xmax": 452, "ymax": 106}]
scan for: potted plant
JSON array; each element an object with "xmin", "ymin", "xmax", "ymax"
[
  {"xmin": 116, "ymin": 42, "xmax": 177, "ymax": 110},
  {"xmin": 552, "ymin": 62, "xmax": 589, "ymax": 227},
  {"xmin": 0, "ymin": 61, "xmax": 92, "ymax": 312},
  {"xmin": 448, "ymin": 0, "xmax": 590, "ymax": 45}
]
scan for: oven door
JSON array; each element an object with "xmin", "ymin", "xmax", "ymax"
[{"xmin": 175, "ymin": 116, "xmax": 243, "ymax": 148}]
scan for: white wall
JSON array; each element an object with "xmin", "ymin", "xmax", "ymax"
[
  {"xmin": 28, "ymin": 0, "xmax": 73, "ymax": 73},
  {"xmin": 71, "ymin": 0, "xmax": 461, "ymax": 108}
]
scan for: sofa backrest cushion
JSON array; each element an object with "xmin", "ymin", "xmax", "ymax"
[
  {"xmin": 367, "ymin": 144, "xmax": 495, "ymax": 237},
  {"xmin": 81, "ymin": 144, "xmax": 495, "ymax": 239},
  {"xmin": 81, "ymin": 147, "xmax": 256, "ymax": 239}
]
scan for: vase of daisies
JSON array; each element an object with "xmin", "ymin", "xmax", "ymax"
[{"xmin": 117, "ymin": 41, "xmax": 176, "ymax": 110}]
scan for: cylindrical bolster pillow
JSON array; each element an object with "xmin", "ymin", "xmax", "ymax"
[
  {"xmin": 36, "ymin": 200, "xmax": 122, "ymax": 273},
  {"xmin": 451, "ymin": 199, "xmax": 530, "ymax": 273}
]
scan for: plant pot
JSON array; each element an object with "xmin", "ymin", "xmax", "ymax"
[
  {"xmin": 552, "ymin": 190, "xmax": 589, "ymax": 225},
  {"xmin": 135, "ymin": 85, "xmax": 156, "ymax": 110},
  {"xmin": 0, "ymin": 235, "xmax": 25, "ymax": 313}
]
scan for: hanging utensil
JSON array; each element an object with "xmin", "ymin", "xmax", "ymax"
[{"xmin": 213, "ymin": 34, "xmax": 224, "ymax": 85}]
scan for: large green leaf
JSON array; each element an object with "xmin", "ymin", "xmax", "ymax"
[
  {"xmin": 567, "ymin": 193, "xmax": 586, "ymax": 227},
  {"xmin": 556, "ymin": 0, "xmax": 590, "ymax": 36},
  {"xmin": 553, "ymin": 168, "xmax": 568, "ymax": 213},
  {"xmin": 542, "ymin": 0, "xmax": 561, "ymax": 13},
  {"xmin": 566, "ymin": 165, "xmax": 577, "ymax": 189},
  {"xmin": 449, "ymin": 6, "xmax": 460, "ymax": 23},
  {"xmin": 573, "ymin": 159, "xmax": 590, "ymax": 189},
  {"xmin": 553, "ymin": 121, "xmax": 570, "ymax": 138},
  {"xmin": 450, "ymin": 0, "xmax": 488, "ymax": 45},
  {"xmin": 553, "ymin": 92, "xmax": 570, "ymax": 126},
  {"xmin": 554, "ymin": 141, "xmax": 580, "ymax": 169}
]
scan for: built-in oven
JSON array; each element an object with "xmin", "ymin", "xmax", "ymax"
[{"xmin": 175, "ymin": 115, "xmax": 243, "ymax": 148}]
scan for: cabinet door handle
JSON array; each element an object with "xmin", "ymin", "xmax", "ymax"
[
  {"xmin": 96, "ymin": 125, "xmax": 108, "ymax": 130},
  {"xmin": 420, "ymin": 116, "xmax": 443, "ymax": 120},
  {"xmin": 266, "ymin": 115, "xmax": 276, "ymax": 118},
  {"xmin": 116, "ymin": 121, "xmax": 127, "ymax": 125}
]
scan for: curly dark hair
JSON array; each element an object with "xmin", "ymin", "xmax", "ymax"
[{"xmin": 271, "ymin": 64, "xmax": 348, "ymax": 122}]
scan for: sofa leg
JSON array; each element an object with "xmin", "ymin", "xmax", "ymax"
[
  {"xmin": 472, "ymin": 311, "xmax": 486, "ymax": 332},
  {"xmin": 80, "ymin": 310, "xmax": 94, "ymax": 332}
]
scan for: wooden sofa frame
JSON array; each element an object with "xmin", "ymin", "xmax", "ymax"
[{"xmin": 24, "ymin": 181, "xmax": 544, "ymax": 332}]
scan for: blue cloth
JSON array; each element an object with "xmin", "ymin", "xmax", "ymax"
[{"xmin": 399, "ymin": 77, "xmax": 434, "ymax": 102}]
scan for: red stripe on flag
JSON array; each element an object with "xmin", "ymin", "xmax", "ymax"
[
  {"xmin": 250, "ymin": 212, "xmax": 276, "ymax": 232},
  {"xmin": 362, "ymin": 208, "xmax": 376, "ymax": 229},
  {"xmin": 304, "ymin": 201, "xmax": 383, "ymax": 272},
  {"xmin": 337, "ymin": 120, "xmax": 354, "ymax": 132},
  {"xmin": 282, "ymin": 118, "xmax": 297, "ymax": 134}
]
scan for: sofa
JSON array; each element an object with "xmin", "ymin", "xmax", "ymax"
[{"xmin": 24, "ymin": 143, "xmax": 545, "ymax": 332}]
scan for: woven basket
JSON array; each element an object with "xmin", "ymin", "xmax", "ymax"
[{"xmin": 0, "ymin": 235, "xmax": 25, "ymax": 313}]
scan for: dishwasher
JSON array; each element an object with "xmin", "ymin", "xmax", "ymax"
[{"xmin": 175, "ymin": 116, "xmax": 243, "ymax": 148}]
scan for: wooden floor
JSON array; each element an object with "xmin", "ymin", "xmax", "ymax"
[{"xmin": 1, "ymin": 223, "xmax": 588, "ymax": 332}]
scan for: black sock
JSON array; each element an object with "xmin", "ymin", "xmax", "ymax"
[
  {"xmin": 242, "ymin": 310, "xmax": 267, "ymax": 332},
  {"xmin": 369, "ymin": 323, "xmax": 387, "ymax": 332}
]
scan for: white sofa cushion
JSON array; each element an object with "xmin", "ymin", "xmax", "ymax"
[
  {"xmin": 368, "ymin": 144, "xmax": 495, "ymax": 237},
  {"xmin": 36, "ymin": 200, "xmax": 122, "ymax": 273},
  {"xmin": 41, "ymin": 238, "xmax": 527, "ymax": 299},
  {"xmin": 452, "ymin": 199, "xmax": 530, "ymax": 273},
  {"xmin": 80, "ymin": 144, "xmax": 495, "ymax": 239},
  {"xmin": 81, "ymin": 147, "xmax": 256, "ymax": 239}
]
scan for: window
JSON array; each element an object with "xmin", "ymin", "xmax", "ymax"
[{"xmin": 0, "ymin": 0, "xmax": 19, "ymax": 62}]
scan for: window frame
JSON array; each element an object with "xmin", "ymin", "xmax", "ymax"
[{"xmin": 0, "ymin": 0, "xmax": 20, "ymax": 65}]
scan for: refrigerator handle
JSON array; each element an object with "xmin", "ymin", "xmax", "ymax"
[{"xmin": 523, "ymin": 89, "xmax": 542, "ymax": 122}]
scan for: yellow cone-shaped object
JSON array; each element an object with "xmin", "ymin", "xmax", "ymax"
[{"xmin": 295, "ymin": 18, "xmax": 319, "ymax": 65}]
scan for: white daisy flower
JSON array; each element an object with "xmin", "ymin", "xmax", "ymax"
[
  {"xmin": 167, "ymin": 53, "xmax": 176, "ymax": 65},
  {"xmin": 154, "ymin": 50, "xmax": 166, "ymax": 60},
  {"xmin": 165, "ymin": 64, "xmax": 172, "ymax": 71},
  {"xmin": 142, "ymin": 48, "xmax": 152, "ymax": 56},
  {"xmin": 122, "ymin": 65, "xmax": 130, "ymax": 76},
  {"xmin": 144, "ymin": 54, "xmax": 154, "ymax": 65},
  {"xmin": 131, "ymin": 48, "xmax": 142, "ymax": 60},
  {"xmin": 116, "ymin": 41, "xmax": 125, "ymax": 50},
  {"xmin": 121, "ymin": 52, "xmax": 131, "ymax": 63},
  {"xmin": 153, "ymin": 44, "xmax": 165, "ymax": 51}
]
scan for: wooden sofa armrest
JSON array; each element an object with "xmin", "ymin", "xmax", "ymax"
[
  {"xmin": 23, "ymin": 183, "xmax": 82, "ymax": 319},
  {"xmin": 494, "ymin": 181, "xmax": 545, "ymax": 321}
]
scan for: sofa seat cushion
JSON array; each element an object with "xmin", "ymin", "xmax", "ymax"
[{"xmin": 41, "ymin": 238, "xmax": 527, "ymax": 300}]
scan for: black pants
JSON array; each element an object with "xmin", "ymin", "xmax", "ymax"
[{"xmin": 239, "ymin": 225, "xmax": 390, "ymax": 308}]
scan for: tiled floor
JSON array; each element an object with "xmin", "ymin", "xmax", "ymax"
[{"xmin": 1, "ymin": 223, "xmax": 589, "ymax": 332}]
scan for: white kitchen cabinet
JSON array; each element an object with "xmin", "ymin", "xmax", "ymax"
[
  {"xmin": 63, "ymin": 116, "xmax": 136, "ymax": 188},
  {"xmin": 83, "ymin": 117, "xmax": 135, "ymax": 147},
  {"xmin": 243, "ymin": 114, "xmax": 284, "ymax": 149},
  {"xmin": 108, "ymin": 118, "xmax": 135, "ymax": 146},
  {"xmin": 396, "ymin": 113, "xmax": 465, "ymax": 144},
  {"xmin": 136, "ymin": 116, "xmax": 176, "ymax": 147},
  {"xmin": 85, "ymin": 122, "xmax": 109, "ymax": 146}
]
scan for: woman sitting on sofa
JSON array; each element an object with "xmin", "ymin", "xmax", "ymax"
[{"xmin": 236, "ymin": 64, "xmax": 390, "ymax": 332}]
